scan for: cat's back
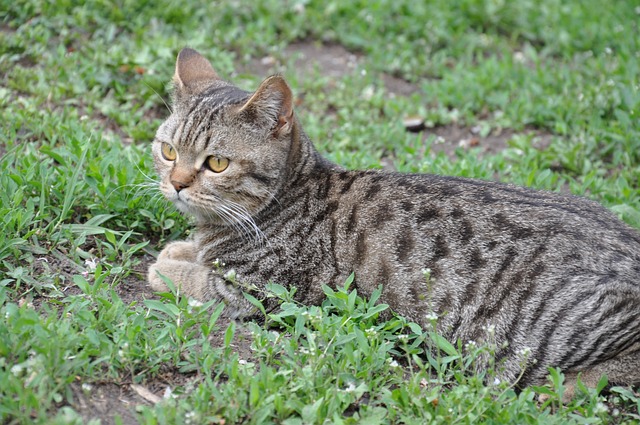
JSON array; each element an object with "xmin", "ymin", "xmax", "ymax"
[{"xmin": 328, "ymin": 169, "xmax": 640, "ymax": 255}]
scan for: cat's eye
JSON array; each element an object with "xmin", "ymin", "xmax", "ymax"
[
  {"xmin": 205, "ymin": 156, "xmax": 230, "ymax": 173},
  {"xmin": 161, "ymin": 142, "xmax": 177, "ymax": 161}
]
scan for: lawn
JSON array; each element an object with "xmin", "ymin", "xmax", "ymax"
[{"xmin": 1, "ymin": 0, "xmax": 639, "ymax": 423}]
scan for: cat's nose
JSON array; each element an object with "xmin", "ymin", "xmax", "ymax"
[{"xmin": 171, "ymin": 180, "xmax": 190, "ymax": 192}]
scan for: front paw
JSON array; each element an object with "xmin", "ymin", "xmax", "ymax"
[
  {"xmin": 148, "ymin": 261, "xmax": 172, "ymax": 292},
  {"xmin": 147, "ymin": 258, "xmax": 211, "ymax": 300},
  {"xmin": 157, "ymin": 240, "xmax": 197, "ymax": 262}
]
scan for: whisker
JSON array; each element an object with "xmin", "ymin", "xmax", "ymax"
[
  {"xmin": 209, "ymin": 205, "xmax": 252, "ymax": 243},
  {"xmin": 144, "ymin": 81, "xmax": 172, "ymax": 114},
  {"xmin": 216, "ymin": 204, "xmax": 255, "ymax": 243},
  {"xmin": 219, "ymin": 199, "xmax": 269, "ymax": 248}
]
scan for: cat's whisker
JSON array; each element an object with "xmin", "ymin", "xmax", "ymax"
[
  {"xmin": 144, "ymin": 81, "xmax": 173, "ymax": 114},
  {"xmin": 106, "ymin": 161, "xmax": 164, "ymax": 203},
  {"xmin": 215, "ymin": 203, "xmax": 257, "ymax": 243},
  {"xmin": 212, "ymin": 204, "xmax": 255, "ymax": 243},
  {"xmin": 220, "ymin": 199, "xmax": 268, "ymax": 247},
  {"xmin": 217, "ymin": 202, "xmax": 266, "ymax": 247},
  {"xmin": 263, "ymin": 188, "xmax": 282, "ymax": 207}
]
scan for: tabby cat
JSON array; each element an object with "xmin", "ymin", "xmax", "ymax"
[{"xmin": 149, "ymin": 48, "xmax": 640, "ymax": 396}]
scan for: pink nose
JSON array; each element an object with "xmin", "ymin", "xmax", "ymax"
[{"xmin": 171, "ymin": 180, "xmax": 189, "ymax": 192}]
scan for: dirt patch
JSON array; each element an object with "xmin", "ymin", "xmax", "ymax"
[
  {"xmin": 68, "ymin": 382, "xmax": 148, "ymax": 425},
  {"xmin": 424, "ymin": 124, "xmax": 554, "ymax": 159},
  {"xmin": 241, "ymin": 41, "xmax": 419, "ymax": 97}
]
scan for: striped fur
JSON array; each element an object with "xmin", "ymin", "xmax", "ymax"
[{"xmin": 149, "ymin": 48, "xmax": 640, "ymax": 394}]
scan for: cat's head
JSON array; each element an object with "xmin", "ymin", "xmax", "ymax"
[{"xmin": 153, "ymin": 48, "xmax": 296, "ymax": 231}]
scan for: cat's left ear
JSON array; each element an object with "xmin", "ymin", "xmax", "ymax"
[{"xmin": 239, "ymin": 75, "xmax": 294, "ymax": 138}]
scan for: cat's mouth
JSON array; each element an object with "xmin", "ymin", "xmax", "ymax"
[
  {"xmin": 172, "ymin": 195, "xmax": 195, "ymax": 215},
  {"xmin": 166, "ymin": 188, "xmax": 224, "ymax": 222}
]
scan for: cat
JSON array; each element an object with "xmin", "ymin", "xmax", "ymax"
[{"xmin": 149, "ymin": 47, "xmax": 640, "ymax": 397}]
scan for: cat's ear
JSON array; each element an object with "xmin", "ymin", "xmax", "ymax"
[
  {"xmin": 173, "ymin": 48, "xmax": 220, "ymax": 99},
  {"xmin": 239, "ymin": 75, "xmax": 294, "ymax": 137}
]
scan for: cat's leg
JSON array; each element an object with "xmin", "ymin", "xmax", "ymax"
[
  {"xmin": 562, "ymin": 346, "xmax": 640, "ymax": 401},
  {"xmin": 148, "ymin": 241, "xmax": 259, "ymax": 317},
  {"xmin": 148, "ymin": 241, "xmax": 210, "ymax": 299}
]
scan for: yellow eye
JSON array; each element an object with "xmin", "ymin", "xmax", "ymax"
[
  {"xmin": 161, "ymin": 143, "xmax": 177, "ymax": 161},
  {"xmin": 206, "ymin": 156, "xmax": 230, "ymax": 173}
]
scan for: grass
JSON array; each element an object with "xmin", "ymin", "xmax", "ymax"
[{"xmin": 1, "ymin": 0, "xmax": 639, "ymax": 423}]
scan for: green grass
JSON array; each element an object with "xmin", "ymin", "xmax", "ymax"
[{"xmin": 1, "ymin": 0, "xmax": 639, "ymax": 423}]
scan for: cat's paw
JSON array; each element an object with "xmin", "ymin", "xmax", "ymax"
[
  {"xmin": 148, "ymin": 257, "xmax": 211, "ymax": 300},
  {"xmin": 148, "ymin": 261, "xmax": 173, "ymax": 292},
  {"xmin": 157, "ymin": 240, "xmax": 197, "ymax": 262}
]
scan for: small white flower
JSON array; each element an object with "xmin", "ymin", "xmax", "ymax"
[
  {"xmin": 594, "ymin": 402, "xmax": 608, "ymax": 414},
  {"xmin": 493, "ymin": 378, "xmax": 501, "ymax": 385},
  {"xmin": 397, "ymin": 334, "xmax": 409, "ymax": 342},
  {"xmin": 84, "ymin": 258, "xmax": 98, "ymax": 272},
  {"xmin": 389, "ymin": 360, "xmax": 399, "ymax": 368},
  {"xmin": 82, "ymin": 383, "xmax": 93, "ymax": 392},
  {"xmin": 188, "ymin": 298, "xmax": 203, "ymax": 307},
  {"xmin": 483, "ymin": 324, "xmax": 496, "ymax": 336},
  {"xmin": 465, "ymin": 340, "xmax": 477, "ymax": 351},
  {"xmin": 10, "ymin": 364, "xmax": 24, "ymax": 376},
  {"xmin": 223, "ymin": 269, "xmax": 237, "ymax": 281},
  {"xmin": 361, "ymin": 85, "xmax": 375, "ymax": 101},
  {"xmin": 238, "ymin": 359, "xmax": 247, "ymax": 365},
  {"xmin": 163, "ymin": 386, "xmax": 173, "ymax": 399},
  {"xmin": 344, "ymin": 382, "xmax": 356, "ymax": 392},
  {"xmin": 519, "ymin": 346, "xmax": 532, "ymax": 357},
  {"xmin": 425, "ymin": 312, "xmax": 438, "ymax": 321}
]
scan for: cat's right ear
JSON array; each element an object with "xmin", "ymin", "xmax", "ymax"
[{"xmin": 173, "ymin": 48, "xmax": 220, "ymax": 100}]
